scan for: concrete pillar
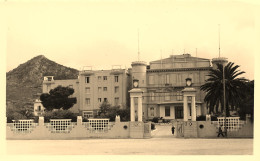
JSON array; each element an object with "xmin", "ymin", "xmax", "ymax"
[
  {"xmin": 192, "ymin": 96, "xmax": 196, "ymax": 121},
  {"xmin": 77, "ymin": 116, "xmax": 82, "ymax": 125},
  {"xmin": 138, "ymin": 96, "xmax": 142, "ymax": 122},
  {"xmin": 183, "ymin": 96, "xmax": 188, "ymax": 121},
  {"xmin": 39, "ymin": 117, "xmax": 44, "ymax": 126},
  {"xmin": 130, "ymin": 97, "xmax": 135, "ymax": 122}
]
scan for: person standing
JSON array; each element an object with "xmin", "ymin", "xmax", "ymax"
[{"xmin": 171, "ymin": 126, "xmax": 175, "ymax": 135}]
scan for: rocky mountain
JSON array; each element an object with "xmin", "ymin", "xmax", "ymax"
[{"xmin": 6, "ymin": 55, "xmax": 79, "ymax": 109}]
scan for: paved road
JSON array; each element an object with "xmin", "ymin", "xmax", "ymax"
[
  {"xmin": 5, "ymin": 138, "xmax": 253, "ymax": 155},
  {"xmin": 151, "ymin": 124, "xmax": 175, "ymax": 138}
]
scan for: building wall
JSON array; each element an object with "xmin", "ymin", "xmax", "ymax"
[
  {"xmin": 139, "ymin": 54, "xmax": 211, "ymax": 120},
  {"xmin": 42, "ymin": 79, "xmax": 80, "ymax": 113},
  {"xmin": 78, "ymin": 69, "xmax": 129, "ymax": 116}
]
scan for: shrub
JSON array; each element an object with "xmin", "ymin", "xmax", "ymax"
[
  {"xmin": 152, "ymin": 117, "xmax": 160, "ymax": 123},
  {"xmin": 196, "ymin": 115, "xmax": 206, "ymax": 121},
  {"xmin": 151, "ymin": 123, "xmax": 155, "ymax": 130},
  {"xmin": 43, "ymin": 110, "xmax": 77, "ymax": 122}
]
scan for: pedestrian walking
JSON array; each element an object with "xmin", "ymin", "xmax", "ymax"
[
  {"xmin": 217, "ymin": 125, "xmax": 224, "ymax": 137},
  {"xmin": 171, "ymin": 126, "xmax": 175, "ymax": 135}
]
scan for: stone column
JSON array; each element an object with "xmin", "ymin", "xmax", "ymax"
[
  {"xmin": 183, "ymin": 96, "xmax": 188, "ymax": 121},
  {"xmin": 130, "ymin": 97, "xmax": 135, "ymax": 122},
  {"xmin": 77, "ymin": 116, "xmax": 82, "ymax": 125},
  {"xmin": 138, "ymin": 96, "xmax": 142, "ymax": 122},
  {"xmin": 191, "ymin": 96, "xmax": 196, "ymax": 121},
  {"xmin": 39, "ymin": 117, "xmax": 44, "ymax": 126}
]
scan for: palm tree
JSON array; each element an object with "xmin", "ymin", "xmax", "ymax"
[{"xmin": 200, "ymin": 62, "xmax": 247, "ymax": 116}]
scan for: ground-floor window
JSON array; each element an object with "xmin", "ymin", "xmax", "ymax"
[
  {"xmin": 150, "ymin": 107, "xmax": 154, "ymax": 117},
  {"xmin": 83, "ymin": 111, "xmax": 93, "ymax": 118},
  {"xmin": 165, "ymin": 106, "xmax": 170, "ymax": 117},
  {"xmin": 175, "ymin": 106, "xmax": 183, "ymax": 119}
]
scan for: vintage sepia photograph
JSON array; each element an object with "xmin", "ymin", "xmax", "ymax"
[{"xmin": 1, "ymin": 0, "xmax": 258, "ymax": 157}]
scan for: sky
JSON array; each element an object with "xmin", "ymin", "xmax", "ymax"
[{"xmin": 4, "ymin": 0, "xmax": 259, "ymax": 80}]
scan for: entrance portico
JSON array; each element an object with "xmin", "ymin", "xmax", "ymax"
[
  {"xmin": 182, "ymin": 78, "xmax": 197, "ymax": 121},
  {"xmin": 129, "ymin": 88, "xmax": 143, "ymax": 122}
]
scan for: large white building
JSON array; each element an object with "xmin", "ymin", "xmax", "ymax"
[{"xmin": 40, "ymin": 54, "xmax": 212, "ymax": 120}]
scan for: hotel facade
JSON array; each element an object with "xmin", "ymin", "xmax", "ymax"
[{"xmin": 41, "ymin": 54, "xmax": 212, "ymax": 120}]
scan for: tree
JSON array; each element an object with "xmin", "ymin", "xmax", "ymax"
[
  {"xmin": 6, "ymin": 102, "xmax": 34, "ymax": 122},
  {"xmin": 238, "ymin": 80, "xmax": 254, "ymax": 121},
  {"xmin": 97, "ymin": 102, "xmax": 130, "ymax": 121},
  {"xmin": 40, "ymin": 85, "xmax": 77, "ymax": 111},
  {"xmin": 200, "ymin": 62, "xmax": 247, "ymax": 116}
]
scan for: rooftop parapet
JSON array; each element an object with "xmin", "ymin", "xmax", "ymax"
[{"xmin": 131, "ymin": 61, "xmax": 147, "ymax": 66}]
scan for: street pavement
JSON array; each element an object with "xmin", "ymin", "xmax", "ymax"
[{"xmin": 5, "ymin": 138, "xmax": 253, "ymax": 155}]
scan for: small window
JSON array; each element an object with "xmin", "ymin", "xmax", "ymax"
[
  {"xmin": 150, "ymin": 92, "xmax": 155, "ymax": 101},
  {"xmin": 104, "ymin": 98, "xmax": 108, "ymax": 102},
  {"xmin": 83, "ymin": 111, "xmax": 93, "ymax": 118},
  {"xmin": 98, "ymin": 98, "xmax": 102, "ymax": 103},
  {"xmin": 165, "ymin": 106, "xmax": 170, "ymax": 117},
  {"xmin": 85, "ymin": 76, "xmax": 90, "ymax": 83},
  {"xmin": 166, "ymin": 74, "xmax": 170, "ymax": 84},
  {"xmin": 115, "ymin": 76, "xmax": 119, "ymax": 82},
  {"xmin": 38, "ymin": 106, "xmax": 41, "ymax": 111},
  {"xmin": 115, "ymin": 97, "xmax": 119, "ymax": 105},
  {"xmin": 85, "ymin": 98, "xmax": 90, "ymax": 105},
  {"xmin": 165, "ymin": 93, "xmax": 171, "ymax": 101},
  {"xmin": 115, "ymin": 86, "xmax": 119, "ymax": 93},
  {"xmin": 85, "ymin": 87, "xmax": 90, "ymax": 94},
  {"xmin": 103, "ymin": 87, "xmax": 107, "ymax": 91},
  {"xmin": 150, "ymin": 107, "xmax": 154, "ymax": 117},
  {"xmin": 103, "ymin": 76, "xmax": 107, "ymax": 80},
  {"xmin": 177, "ymin": 91, "xmax": 183, "ymax": 101}
]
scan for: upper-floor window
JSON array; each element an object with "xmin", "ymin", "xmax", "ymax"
[
  {"xmin": 85, "ymin": 98, "xmax": 90, "ymax": 105},
  {"xmin": 98, "ymin": 98, "xmax": 102, "ymax": 103},
  {"xmin": 115, "ymin": 76, "xmax": 119, "ymax": 82},
  {"xmin": 165, "ymin": 93, "xmax": 171, "ymax": 101},
  {"xmin": 150, "ymin": 92, "xmax": 155, "ymax": 101},
  {"xmin": 115, "ymin": 97, "xmax": 119, "ymax": 105},
  {"xmin": 85, "ymin": 87, "xmax": 90, "ymax": 94},
  {"xmin": 166, "ymin": 74, "xmax": 170, "ymax": 84},
  {"xmin": 115, "ymin": 86, "xmax": 119, "ymax": 93},
  {"xmin": 104, "ymin": 98, "xmax": 108, "ymax": 102},
  {"xmin": 103, "ymin": 87, "xmax": 107, "ymax": 91},
  {"xmin": 103, "ymin": 76, "xmax": 107, "ymax": 80},
  {"xmin": 176, "ymin": 91, "xmax": 183, "ymax": 101},
  {"xmin": 85, "ymin": 76, "xmax": 90, "ymax": 83}
]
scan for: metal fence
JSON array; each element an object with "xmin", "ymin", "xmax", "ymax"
[
  {"xmin": 83, "ymin": 119, "xmax": 113, "ymax": 133},
  {"xmin": 217, "ymin": 117, "xmax": 245, "ymax": 132},
  {"xmin": 45, "ymin": 119, "xmax": 76, "ymax": 133},
  {"xmin": 8, "ymin": 120, "xmax": 38, "ymax": 134}
]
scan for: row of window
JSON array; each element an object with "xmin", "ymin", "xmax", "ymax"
[
  {"xmin": 148, "ymin": 73, "xmax": 206, "ymax": 85},
  {"xmin": 85, "ymin": 86, "xmax": 119, "ymax": 93},
  {"xmin": 85, "ymin": 97, "xmax": 120, "ymax": 105},
  {"xmin": 149, "ymin": 106, "xmax": 184, "ymax": 118},
  {"xmin": 85, "ymin": 76, "xmax": 119, "ymax": 83},
  {"xmin": 149, "ymin": 91, "xmax": 183, "ymax": 101}
]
